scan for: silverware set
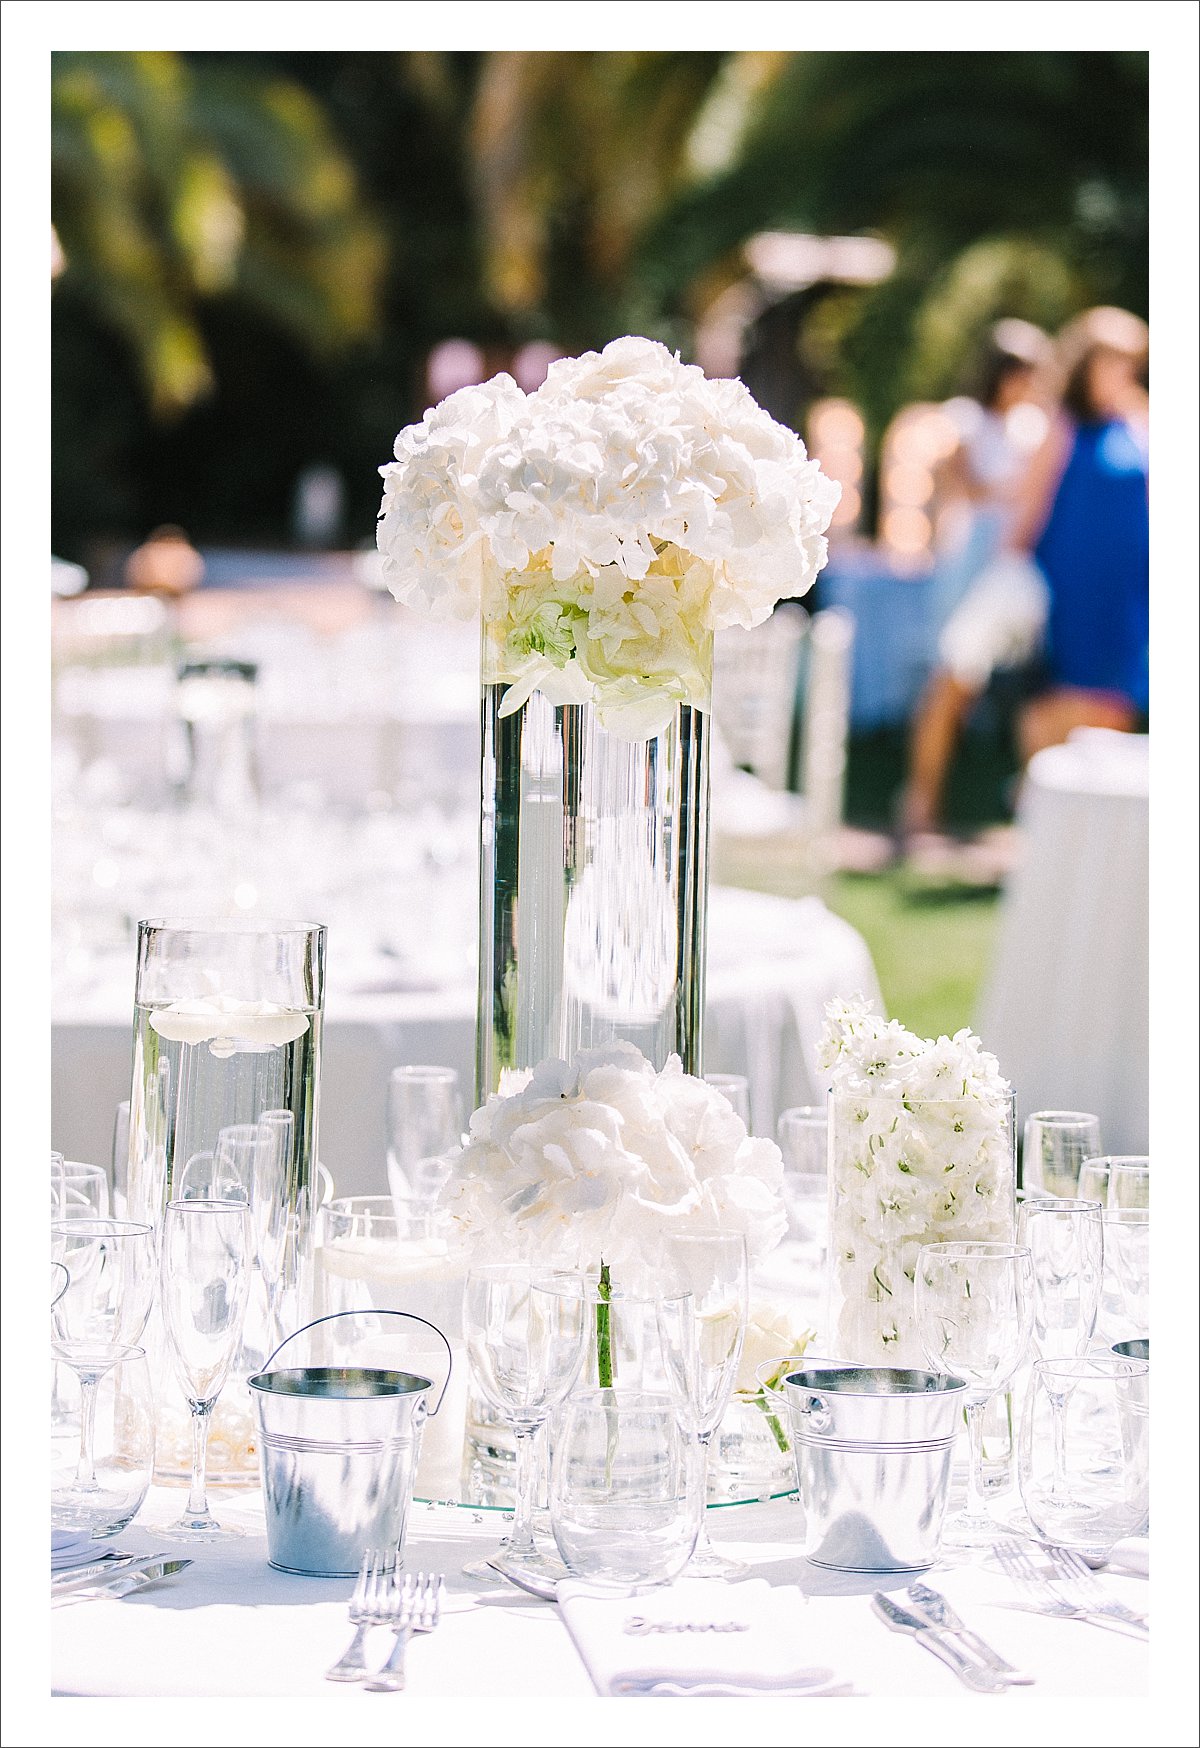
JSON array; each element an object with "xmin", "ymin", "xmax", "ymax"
[
  {"xmin": 872, "ymin": 1585, "xmax": 1028, "ymax": 1692},
  {"xmin": 992, "ymin": 1536, "xmax": 1148, "ymax": 1636},
  {"xmin": 325, "ymin": 1550, "xmax": 443, "ymax": 1690}
]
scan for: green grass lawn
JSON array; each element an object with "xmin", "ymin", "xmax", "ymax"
[{"xmin": 827, "ymin": 869, "xmax": 1001, "ymax": 1039}]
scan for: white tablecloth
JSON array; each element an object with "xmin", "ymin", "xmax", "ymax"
[
  {"xmin": 50, "ymin": 1485, "xmax": 1149, "ymax": 1701},
  {"xmin": 978, "ymin": 731, "xmax": 1149, "ymax": 1154},
  {"xmin": 51, "ymin": 887, "xmax": 880, "ymax": 1190}
]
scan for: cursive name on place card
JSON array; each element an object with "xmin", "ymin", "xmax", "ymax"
[{"xmin": 623, "ymin": 1616, "xmax": 750, "ymax": 1636}]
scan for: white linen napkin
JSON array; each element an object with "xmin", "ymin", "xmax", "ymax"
[
  {"xmin": 1106, "ymin": 1537, "xmax": 1149, "ymax": 1578},
  {"xmin": 51, "ymin": 1530, "xmax": 101, "ymax": 1572},
  {"xmin": 557, "ymin": 1577, "xmax": 847, "ymax": 1697}
]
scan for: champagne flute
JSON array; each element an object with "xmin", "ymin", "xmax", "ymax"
[
  {"xmin": 1016, "ymin": 1197, "xmax": 1105, "ymax": 1500},
  {"xmin": 462, "ymin": 1264, "xmax": 590, "ymax": 1580},
  {"xmin": 50, "ymin": 1218, "xmax": 154, "ymax": 1495},
  {"xmin": 158, "ymin": 1197, "xmax": 252, "ymax": 1538},
  {"xmin": 666, "ymin": 1229, "xmax": 749, "ymax": 1578},
  {"xmin": 387, "ymin": 1065, "xmax": 464, "ymax": 1207},
  {"xmin": 915, "ymin": 1240, "xmax": 1033, "ymax": 1548}
]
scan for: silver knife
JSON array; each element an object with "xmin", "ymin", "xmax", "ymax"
[
  {"xmin": 52, "ymin": 1551, "xmax": 166, "ymax": 1590},
  {"xmin": 872, "ymin": 1591, "xmax": 1006, "ymax": 1693},
  {"xmin": 53, "ymin": 1559, "xmax": 192, "ymax": 1604},
  {"xmin": 905, "ymin": 1581, "xmax": 1034, "ymax": 1684}
]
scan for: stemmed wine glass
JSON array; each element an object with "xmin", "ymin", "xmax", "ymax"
[
  {"xmin": 915, "ymin": 1240, "xmax": 1033, "ymax": 1548},
  {"xmin": 462, "ymin": 1264, "xmax": 590, "ymax": 1580},
  {"xmin": 666, "ymin": 1229, "xmax": 749, "ymax": 1578},
  {"xmin": 1016, "ymin": 1197, "xmax": 1105, "ymax": 1501},
  {"xmin": 158, "ymin": 1197, "xmax": 252, "ymax": 1538},
  {"xmin": 50, "ymin": 1218, "xmax": 155, "ymax": 1501}
]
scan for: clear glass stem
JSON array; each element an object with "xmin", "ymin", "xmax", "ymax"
[
  {"xmin": 186, "ymin": 1401, "xmax": 214, "ymax": 1519},
  {"xmin": 691, "ymin": 1433, "xmax": 715, "ymax": 1555},
  {"xmin": 964, "ymin": 1394, "xmax": 991, "ymax": 1521},
  {"xmin": 508, "ymin": 1425, "xmax": 540, "ymax": 1557},
  {"xmin": 75, "ymin": 1373, "xmax": 101, "ymax": 1491}
]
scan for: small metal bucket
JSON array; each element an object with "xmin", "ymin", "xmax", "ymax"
[
  {"xmin": 248, "ymin": 1312, "xmax": 451, "ymax": 1576},
  {"xmin": 782, "ymin": 1366, "xmax": 968, "ymax": 1572},
  {"xmin": 1112, "ymin": 1337, "xmax": 1149, "ymax": 1362}
]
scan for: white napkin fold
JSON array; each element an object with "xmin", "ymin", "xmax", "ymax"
[
  {"xmin": 557, "ymin": 1577, "xmax": 845, "ymax": 1697},
  {"xmin": 1106, "ymin": 1537, "xmax": 1149, "ymax": 1578},
  {"xmin": 51, "ymin": 1529, "xmax": 100, "ymax": 1571}
]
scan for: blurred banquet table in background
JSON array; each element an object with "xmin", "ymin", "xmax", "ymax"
[
  {"xmin": 979, "ymin": 729, "xmax": 1149, "ymax": 1156},
  {"xmin": 52, "ymin": 581, "xmax": 882, "ymax": 1188}
]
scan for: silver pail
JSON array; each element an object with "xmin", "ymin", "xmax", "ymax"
[
  {"xmin": 248, "ymin": 1312, "xmax": 451, "ymax": 1577},
  {"xmin": 782, "ymin": 1366, "xmax": 968, "ymax": 1572}
]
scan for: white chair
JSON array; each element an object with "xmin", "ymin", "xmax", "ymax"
[{"xmin": 711, "ymin": 606, "xmax": 854, "ymax": 895}]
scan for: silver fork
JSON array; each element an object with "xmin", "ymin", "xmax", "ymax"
[
  {"xmin": 325, "ymin": 1550, "xmax": 397, "ymax": 1682},
  {"xmin": 363, "ymin": 1571, "xmax": 443, "ymax": 1694},
  {"xmin": 1046, "ymin": 1545, "xmax": 1149, "ymax": 1633},
  {"xmin": 993, "ymin": 1538, "xmax": 1146, "ymax": 1636}
]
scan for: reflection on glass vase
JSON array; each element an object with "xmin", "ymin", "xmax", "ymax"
[{"xmin": 127, "ymin": 918, "xmax": 325, "ymax": 1483}]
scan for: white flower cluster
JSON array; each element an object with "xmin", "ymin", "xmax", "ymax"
[
  {"xmin": 818, "ymin": 998, "xmax": 1015, "ymax": 1366},
  {"xmin": 378, "ymin": 336, "xmax": 840, "ymax": 738},
  {"xmin": 437, "ymin": 1041, "xmax": 786, "ymax": 1293}
]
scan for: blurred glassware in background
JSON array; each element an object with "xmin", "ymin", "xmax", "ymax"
[
  {"xmin": 1021, "ymin": 1110, "xmax": 1102, "ymax": 1198},
  {"xmin": 776, "ymin": 1105, "xmax": 829, "ymax": 1247},
  {"xmin": 1100, "ymin": 1209, "xmax": 1149, "ymax": 1342},
  {"xmin": 386, "ymin": 1065, "xmax": 464, "ymax": 1208},
  {"xmin": 703, "ymin": 1072, "xmax": 751, "ymax": 1127},
  {"xmin": 110, "ymin": 1102, "xmax": 130, "ymax": 1218},
  {"xmin": 1019, "ymin": 1355, "xmax": 1149, "ymax": 1556},
  {"xmin": 1105, "ymin": 1157, "xmax": 1150, "ymax": 1211},
  {"xmin": 51, "ymin": 1158, "xmax": 110, "ymax": 1221}
]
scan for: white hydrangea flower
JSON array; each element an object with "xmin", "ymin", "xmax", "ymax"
[
  {"xmin": 377, "ymin": 336, "xmax": 839, "ymax": 739},
  {"xmin": 438, "ymin": 1041, "xmax": 786, "ymax": 1292}
]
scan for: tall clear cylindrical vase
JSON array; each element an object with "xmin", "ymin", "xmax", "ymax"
[
  {"xmin": 477, "ymin": 659, "xmax": 712, "ymax": 1099},
  {"xmin": 129, "ymin": 918, "xmax": 325, "ymax": 1482}
]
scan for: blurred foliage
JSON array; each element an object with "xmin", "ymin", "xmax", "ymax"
[{"xmin": 51, "ymin": 49, "xmax": 1146, "ymax": 562}]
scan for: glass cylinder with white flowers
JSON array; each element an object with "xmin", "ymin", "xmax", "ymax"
[
  {"xmin": 819, "ymin": 1000, "xmax": 1016, "ymax": 1369},
  {"xmin": 377, "ymin": 336, "xmax": 839, "ymax": 1097}
]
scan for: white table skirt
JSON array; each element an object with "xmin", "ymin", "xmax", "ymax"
[
  {"xmin": 51, "ymin": 888, "xmax": 881, "ymax": 1190},
  {"xmin": 51, "ymin": 1485, "xmax": 1149, "ymax": 1701},
  {"xmin": 978, "ymin": 731, "xmax": 1149, "ymax": 1154}
]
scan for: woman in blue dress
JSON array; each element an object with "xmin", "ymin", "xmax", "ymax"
[{"xmin": 1015, "ymin": 306, "xmax": 1149, "ymax": 760}]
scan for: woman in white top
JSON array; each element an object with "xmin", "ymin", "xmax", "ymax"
[{"xmin": 899, "ymin": 320, "xmax": 1054, "ymax": 841}]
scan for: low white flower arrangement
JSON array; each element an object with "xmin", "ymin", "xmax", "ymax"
[
  {"xmin": 438, "ymin": 1042, "xmax": 787, "ymax": 1383},
  {"xmin": 817, "ymin": 997, "xmax": 1015, "ymax": 1366},
  {"xmin": 378, "ymin": 336, "xmax": 839, "ymax": 739}
]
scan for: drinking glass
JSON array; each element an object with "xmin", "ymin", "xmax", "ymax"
[
  {"xmin": 387, "ymin": 1065, "xmax": 464, "ymax": 1207},
  {"xmin": 1102, "ymin": 1210, "xmax": 1149, "ymax": 1339},
  {"xmin": 1017, "ymin": 1197, "xmax": 1105, "ymax": 1502},
  {"xmin": 1076, "ymin": 1156, "xmax": 1113, "ymax": 1206},
  {"xmin": 703, "ymin": 1073, "xmax": 751, "ymax": 1126},
  {"xmin": 1021, "ymin": 1111, "xmax": 1101, "ymax": 1198},
  {"xmin": 51, "ymin": 1345, "xmax": 154, "ymax": 1537},
  {"xmin": 158, "ymin": 1197, "xmax": 252, "ymax": 1537},
  {"xmin": 463, "ymin": 1265, "xmax": 590, "ymax": 1578},
  {"xmin": 1106, "ymin": 1157, "xmax": 1150, "ymax": 1212},
  {"xmin": 549, "ymin": 1391, "xmax": 703, "ymax": 1590},
  {"xmin": 51, "ymin": 1159, "xmax": 110, "ymax": 1220},
  {"xmin": 666, "ymin": 1230, "xmax": 749, "ymax": 1577},
  {"xmin": 51, "ymin": 1218, "xmax": 155, "ymax": 1493},
  {"xmin": 1019, "ymin": 1355, "xmax": 1149, "ymax": 1555},
  {"xmin": 776, "ymin": 1106, "xmax": 829, "ymax": 1246},
  {"xmin": 915, "ymin": 1240, "xmax": 1034, "ymax": 1547}
]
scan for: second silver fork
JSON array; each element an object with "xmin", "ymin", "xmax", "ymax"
[
  {"xmin": 325, "ymin": 1550, "xmax": 398, "ymax": 1682},
  {"xmin": 364, "ymin": 1572, "xmax": 443, "ymax": 1694},
  {"xmin": 1046, "ymin": 1545, "xmax": 1149, "ymax": 1633}
]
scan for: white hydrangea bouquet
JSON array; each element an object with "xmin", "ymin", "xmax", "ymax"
[
  {"xmin": 377, "ymin": 335, "xmax": 839, "ymax": 739},
  {"xmin": 438, "ymin": 1042, "xmax": 787, "ymax": 1383},
  {"xmin": 818, "ymin": 997, "xmax": 1015, "ymax": 1367}
]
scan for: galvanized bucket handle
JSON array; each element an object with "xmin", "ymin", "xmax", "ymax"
[
  {"xmin": 798, "ymin": 1392, "xmax": 833, "ymax": 1435},
  {"xmin": 264, "ymin": 1310, "xmax": 453, "ymax": 1416}
]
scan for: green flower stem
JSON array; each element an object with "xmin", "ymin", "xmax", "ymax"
[{"xmin": 596, "ymin": 1260, "xmax": 613, "ymax": 1388}]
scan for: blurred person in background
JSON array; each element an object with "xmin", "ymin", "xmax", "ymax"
[
  {"xmin": 1015, "ymin": 306, "xmax": 1149, "ymax": 760},
  {"xmin": 124, "ymin": 525, "xmax": 205, "ymax": 598},
  {"xmin": 898, "ymin": 320, "xmax": 1054, "ymax": 842}
]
